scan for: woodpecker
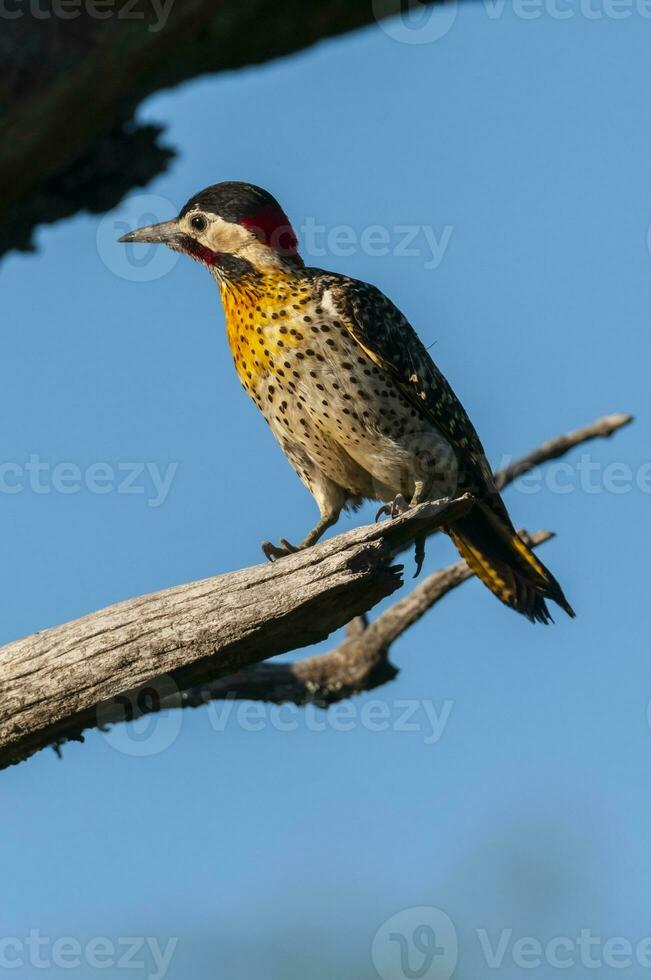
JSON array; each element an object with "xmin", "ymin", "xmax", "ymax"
[{"xmin": 119, "ymin": 181, "xmax": 574, "ymax": 623}]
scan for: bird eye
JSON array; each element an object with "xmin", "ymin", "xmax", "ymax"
[{"xmin": 191, "ymin": 214, "xmax": 207, "ymax": 232}]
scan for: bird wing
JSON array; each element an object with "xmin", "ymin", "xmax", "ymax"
[
  {"xmin": 319, "ymin": 272, "xmax": 504, "ymax": 510},
  {"xmin": 311, "ymin": 272, "xmax": 574, "ymax": 622}
]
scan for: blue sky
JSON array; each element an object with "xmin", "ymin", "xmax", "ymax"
[{"xmin": 1, "ymin": 4, "xmax": 649, "ymax": 978}]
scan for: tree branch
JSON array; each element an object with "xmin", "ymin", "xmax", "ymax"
[
  {"xmin": 0, "ymin": 495, "xmax": 472, "ymax": 771},
  {"xmin": 0, "ymin": 412, "xmax": 632, "ymax": 770},
  {"xmin": 0, "ymin": 0, "xmax": 453, "ymax": 257},
  {"xmin": 165, "ymin": 530, "xmax": 552, "ymax": 712},
  {"xmin": 493, "ymin": 413, "xmax": 632, "ymax": 490},
  {"xmin": 168, "ymin": 412, "xmax": 633, "ymax": 711}
]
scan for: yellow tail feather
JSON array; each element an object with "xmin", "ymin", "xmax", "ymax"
[{"xmin": 450, "ymin": 504, "xmax": 575, "ymax": 624}]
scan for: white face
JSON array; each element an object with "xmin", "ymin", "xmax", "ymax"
[
  {"xmin": 176, "ymin": 208, "xmax": 295, "ymax": 274},
  {"xmin": 178, "ymin": 209, "xmax": 254, "ymax": 256},
  {"xmin": 119, "ymin": 199, "xmax": 300, "ymax": 273}
]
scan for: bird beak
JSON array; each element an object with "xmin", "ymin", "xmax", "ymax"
[{"xmin": 118, "ymin": 219, "xmax": 180, "ymax": 245}]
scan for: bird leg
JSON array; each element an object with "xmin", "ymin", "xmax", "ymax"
[
  {"xmin": 410, "ymin": 478, "xmax": 434, "ymax": 506},
  {"xmin": 413, "ymin": 533, "xmax": 427, "ymax": 579},
  {"xmin": 375, "ymin": 493, "xmax": 410, "ymax": 521},
  {"xmin": 261, "ymin": 538, "xmax": 299, "ymax": 561},
  {"xmin": 376, "ymin": 484, "xmax": 430, "ymax": 578},
  {"xmin": 376, "ymin": 475, "xmax": 435, "ymax": 522},
  {"xmin": 261, "ymin": 509, "xmax": 340, "ymax": 563},
  {"xmin": 410, "ymin": 480, "xmax": 431, "ymax": 578}
]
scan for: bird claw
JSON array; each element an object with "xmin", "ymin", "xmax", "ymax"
[
  {"xmin": 375, "ymin": 496, "xmax": 425, "ymax": 575},
  {"xmin": 414, "ymin": 533, "xmax": 426, "ymax": 578},
  {"xmin": 261, "ymin": 538, "xmax": 299, "ymax": 562},
  {"xmin": 375, "ymin": 494, "xmax": 410, "ymax": 522}
]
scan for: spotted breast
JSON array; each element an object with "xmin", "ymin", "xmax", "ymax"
[{"xmin": 220, "ymin": 268, "xmax": 458, "ymax": 516}]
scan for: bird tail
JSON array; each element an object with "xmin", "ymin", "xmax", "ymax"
[{"xmin": 449, "ymin": 502, "xmax": 575, "ymax": 624}]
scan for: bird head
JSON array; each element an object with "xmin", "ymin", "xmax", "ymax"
[{"xmin": 118, "ymin": 181, "xmax": 303, "ymax": 275}]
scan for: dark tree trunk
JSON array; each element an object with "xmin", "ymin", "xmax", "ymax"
[{"xmin": 0, "ymin": 0, "xmax": 445, "ymax": 257}]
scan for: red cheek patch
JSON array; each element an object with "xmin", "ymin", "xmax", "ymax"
[
  {"xmin": 182, "ymin": 238, "xmax": 222, "ymax": 266},
  {"xmin": 240, "ymin": 206, "xmax": 301, "ymax": 262}
]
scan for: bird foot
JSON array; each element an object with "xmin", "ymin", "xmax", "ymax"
[
  {"xmin": 261, "ymin": 538, "xmax": 299, "ymax": 562},
  {"xmin": 375, "ymin": 496, "xmax": 426, "ymax": 578},
  {"xmin": 414, "ymin": 533, "xmax": 426, "ymax": 579},
  {"xmin": 376, "ymin": 494, "xmax": 410, "ymax": 521}
]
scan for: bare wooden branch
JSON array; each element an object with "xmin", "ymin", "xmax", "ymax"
[
  {"xmin": 0, "ymin": 411, "xmax": 632, "ymax": 771},
  {"xmin": 494, "ymin": 413, "xmax": 632, "ymax": 490},
  {"xmin": 171, "ymin": 412, "xmax": 633, "ymax": 711},
  {"xmin": 0, "ymin": 495, "xmax": 472, "ymax": 771},
  {"xmin": 165, "ymin": 531, "xmax": 553, "ymax": 713}
]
